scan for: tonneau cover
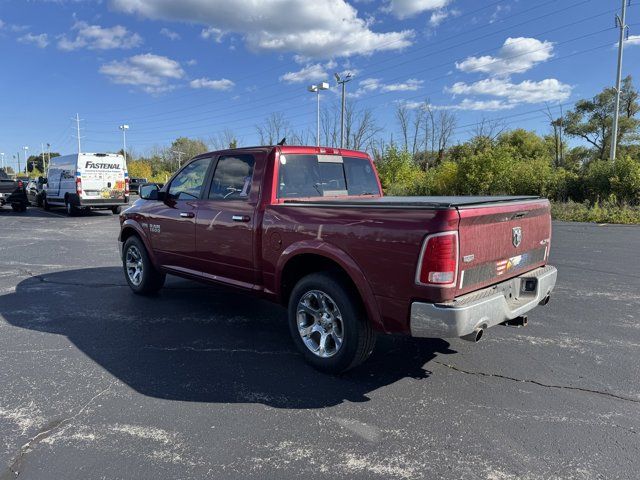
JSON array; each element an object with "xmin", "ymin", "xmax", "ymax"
[{"xmin": 283, "ymin": 195, "xmax": 540, "ymax": 209}]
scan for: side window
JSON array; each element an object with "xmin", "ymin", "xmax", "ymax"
[
  {"xmin": 168, "ymin": 158, "xmax": 211, "ymax": 200},
  {"xmin": 208, "ymin": 154, "xmax": 255, "ymax": 201}
]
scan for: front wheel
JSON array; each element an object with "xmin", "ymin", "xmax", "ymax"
[
  {"xmin": 122, "ymin": 236, "xmax": 166, "ymax": 295},
  {"xmin": 288, "ymin": 272, "xmax": 375, "ymax": 374},
  {"xmin": 11, "ymin": 203, "xmax": 27, "ymax": 212}
]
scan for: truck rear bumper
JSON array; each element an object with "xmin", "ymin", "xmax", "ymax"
[{"xmin": 410, "ymin": 265, "xmax": 557, "ymax": 338}]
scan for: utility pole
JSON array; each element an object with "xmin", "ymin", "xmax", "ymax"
[
  {"xmin": 173, "ymin": 150, "xmax": 185, "ymax": 169},
  {"xmin": 334, "ymin": 73, "xmax": 352, "ymax": 149},
  {"xmin": 0, "ymin": 153, "xmax": 4, "ymax": 171},
  {"xmin": 119, "ymin": 125, "xmax": 130, "ymax": 164},
  {"xmin": 74, "ymin": 113, "xmax": 83, "ymax": 154},
  {"xmin": 610, "ymin": 0, "xmax": 630, "ymax": 161},
  {"xmin": 16, "ymin": 152, "xmax": 21, "ymax": 175},
  {"xmin": 46, "ymin": 143, "xmax": 51, "ymax": 173},
  {"xmin": 307, "ymin": 82, "xmax": 329, "ymax": 147},
  {"xmin": 22, "ymin": 146, "xmax": 29, "ymax": 174}
]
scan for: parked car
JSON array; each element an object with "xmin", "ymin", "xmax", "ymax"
[
  {"xmin": 119, "ymin": 146, "xmax": 557, "ymax": 373},
  {"xmin": 129, "ymin": 177, "xmax": 148, "ymax": 195},
  {"xmin": 0, "ymin": 170, "xmax": 29, "ymax": 212},
  {"xmin": 26, "ymin": 178, "xmax": 46, "ymax": 207},
  {"xmin": 43, "ymin": 153, "xmax": 129, "ymax": 215}
]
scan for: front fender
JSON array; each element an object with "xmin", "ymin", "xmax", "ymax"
[
  {"xmin": 276, "ymin": 240, "xmax": 385, "ymax": 333},
  {"xmin": 120, "ymin": 219, "xmax": 159, "ymax": 268}
]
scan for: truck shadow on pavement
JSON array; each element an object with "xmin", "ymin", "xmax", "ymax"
[{"xmin": 3, "ymin": 267, "xmax": 456, "ymax": 409}]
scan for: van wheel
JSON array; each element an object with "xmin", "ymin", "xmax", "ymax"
[
  {"xmin": 65, "ymin": 200, "xmax": 76, "ymax": 216},
  {"xmin": 288, "ymin": 272, "xmax": 375, "ymax": 374},
  {"xmin": 111, "ymin": 206, "xmax": 120, "ymax": 214},
  {"xmin": 12, "ymin": 203, "xmax": 27, "ymax": 212},
  {"xmin": 123, "ymin": 236, "xmax": 166, "ymax": 295}
]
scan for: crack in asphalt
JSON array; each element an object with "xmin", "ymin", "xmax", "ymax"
[
  {"xmin": 1, "ymin": 381, "xmax": 115, "ymax": 479},
  {"xmin": 435, "ymin": 361, "xmax": 640, "ymax": 405}
]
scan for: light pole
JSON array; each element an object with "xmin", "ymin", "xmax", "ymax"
[
  {"xmin": 23, "ymin": 146, "xmax": 29, "ymax": 174},
  {"xmin": 173, "ymin": 150, "xmax": 185, "ymax": 170},
  {"xmin": 119, "ymin": 125, "xmax": 130, "ymax": 164},
  {"xmin": 0, "ymin": 153, "xmax": 4, "ymax": 171},
  {"xmin": 307, "ymin": 82, "xmax": 329, "ymax": 147},
  {"xmin": 334, "ymin": 73, "xmax": 352, "ymax": 149},
  {"xmin": 46, "ymin": 143, "xmax": 51, "ymax": 174}
]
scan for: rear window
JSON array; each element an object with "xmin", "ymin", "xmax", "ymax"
[{"xmin": 277, "ymin": 154, "xmax": 380, "ymax": 198}]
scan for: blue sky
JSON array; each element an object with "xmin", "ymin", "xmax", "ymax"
[{"xmin": 0, "ymin": 0, "xmax": 638, "ymax": 169}]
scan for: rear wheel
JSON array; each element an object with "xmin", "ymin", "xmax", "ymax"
[
  {"xmin": 111, "ymin": 206, "xmax": 120, "ymax": 214},
  {"xmin": 65, "ymin": 199, "xmax": 76, "ymax": 216},
  {"xmin": 11, "ymin": 203, "xmax": 27, "ymax": 212},
  {"xmin": 123, "ymin": 236, "xmax": 166, "ymax": 295},
  {"xmin": 288, "ymin": 272, "xmax": 375, "ymax": 374}
]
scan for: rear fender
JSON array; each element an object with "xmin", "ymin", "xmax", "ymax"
[{"xmin": 276, "ymin": 240, "xmax": 385, "ymax": 332}]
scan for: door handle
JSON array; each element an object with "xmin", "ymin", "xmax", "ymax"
[
  {"xmin": 232, "ymin": 215, "xmax": 250, "ymax": 222},
  {"xmin": 180, "ymin": 212, "xmax": 195, "ymax": 218}
]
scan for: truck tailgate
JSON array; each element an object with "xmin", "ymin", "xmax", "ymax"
[{"xmin": 456, "ymin": 199, "xmax": 551, "ymax": 295}]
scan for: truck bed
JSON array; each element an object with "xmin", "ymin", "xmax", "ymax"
[{"xmin": 283, "ymin": 195, "xmax": 540, "ymax": 209}]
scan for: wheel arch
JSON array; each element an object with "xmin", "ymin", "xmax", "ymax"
[
  {"xmin": 277, "ymin": 241, "xmax": 385, "ymax": 332},
  {"xmin": 120, "ymin": 221, "xmax": 158, "ymax": 268}
]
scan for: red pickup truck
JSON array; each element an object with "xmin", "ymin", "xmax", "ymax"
[{"xmin": 119, "ymin": 146, "xmax": 557, "ymax": 373}]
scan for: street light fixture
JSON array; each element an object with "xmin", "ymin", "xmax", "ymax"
[
  {"xmin": 119, "ymin": 125, "xmax": 130, "ymax": 164},
  {"xmin": 308, "ymin": 82, "xmax": 329, "ymax": 147},
  {"xmin": 334, "ymin": 73, "xmax": 352, "ymax": 149}
]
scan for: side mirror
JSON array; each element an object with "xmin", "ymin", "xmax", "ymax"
[{"xmin": 139, "ymin": 183, "xmax": 164, "ymax": 200}]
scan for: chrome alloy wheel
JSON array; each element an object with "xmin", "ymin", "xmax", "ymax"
[
  {"xmin": 297, "ymin": 290, "xmax": 344, "ymax": 358},
  {"xmin": 125, "ymin": 245, "xmax": 144, "ymax": 286}
]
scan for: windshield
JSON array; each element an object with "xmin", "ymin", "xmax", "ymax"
[{"xmin": 277, "ymin": 154, "xmax": 380, "ymax": 199}]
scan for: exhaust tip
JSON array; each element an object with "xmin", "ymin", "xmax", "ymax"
[
  {"xmin": 539, "ymin": 294, "xmax": 551, "ymax": 306},
  {"xmin": 461, "ymin": 328, "xmax": 483, "ymax": 343}
]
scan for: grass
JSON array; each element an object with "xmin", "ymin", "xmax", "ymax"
[{"xmin": 551, "ymin": 201, "xmax": 640, "ymax": 225}]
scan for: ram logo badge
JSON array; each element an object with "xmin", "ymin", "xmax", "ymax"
[{"xmin": 512, "ymin": 227, "xmax": 522, "ymax": 248}]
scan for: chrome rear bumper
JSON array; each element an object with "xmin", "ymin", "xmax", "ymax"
[{"xmin": 410, "ymin": 266, "xmax": 557, "ymax": 338}]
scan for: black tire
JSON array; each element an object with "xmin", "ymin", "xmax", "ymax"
[
  {"xmin": 122, "ymin": 236, "xmax": 166, "ymax": 295},
  {"xmin": 288, "ymin": 272, "xmax": 375, "ymax": 374},
  {"xmin": 111, "ymin": 206, "xmax": 120, "ymax": 214},
  {"xmin": 65, "ymin": 198, "xmax": 76, "ymax": 216},
  {"xmin": 11, "ymin": 203, "xmax": 27, "ymax": 212},
  {"xmin": 43, "ymin": 197, "xmax": 50, "ymax": 211}
]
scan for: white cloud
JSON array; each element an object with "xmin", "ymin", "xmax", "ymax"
[
  {"xmin": 200, "ymin": 27, "xmax": 224, "ymax": 43},
  {"xmin": 280, "ymin": 60, "xmax": 338, "ymax": 83},
  {"xmin": 160, "ymin": 27, "xmax": 180, "ymax": 40},
  {"xmin": 58, "ymin": 21, "xmax": 142, "ymax": 51},
  {"xmin": 456, "ymin": 37, "xmax": 554, "ymax": 76},
  {"xmin": 623, "ymin": 35, "xmax": 640, "ymax": 47},
  {"xmin": 447, "ymin": 77, "xmax": 572, "ymax": 107},
  {"xmin": 386, "ymin": 0, "xmax": 450, "ymax": 20},
  {"xmin": 429, "ymin": 10, "xmax": 448, "ymax": 27},
  {"xmin": 99, "ymin": 53, "xmax": 184, "ymax": 94},
  {"xmin": 111, "ymin": 0, "xmax": 413, "ymax": 58},
  {"xmin": 190, "ymin": 77, "xmax": 235, "ymax": 90},
  {"xmin": 351, "ymin": 77, "xmax": 423, "ymax": 97},
  {"xmin": 18, "ymin": 33, "xmax": 49, "ymax": 48}
]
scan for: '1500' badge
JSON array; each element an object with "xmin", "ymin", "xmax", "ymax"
[{"xmin": 512, "ymin": 227, "xmax": 522, "ymax": 248}]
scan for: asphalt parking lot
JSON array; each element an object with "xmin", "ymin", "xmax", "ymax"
[{"xmin": 0, "ymin": 207, "xmax": 638, "ymax": 480}]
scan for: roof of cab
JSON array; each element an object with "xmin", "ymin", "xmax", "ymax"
[{"xmin": 194, "ymin": 145, "xmax": 370, "ymax": 159}]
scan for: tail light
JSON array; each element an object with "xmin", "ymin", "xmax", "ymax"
[
  {"xmin": 416, "ymin": 231, "xmax": 458, "ymax": 287},
  {"xmin": 76, "ymin": 177, "xmax": 82, "ymax": 195},
  {"xmin": 125, "ymin": 177, "xmax": 130, "ymax": 195}
]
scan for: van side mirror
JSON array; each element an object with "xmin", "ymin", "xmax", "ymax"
[{"xmin": 139, "ymin": 183, "xmax": 164, "ymax": 200}]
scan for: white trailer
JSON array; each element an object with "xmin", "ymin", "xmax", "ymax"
[{"xmin": 44, "ymin": 153, "xmax": 129, "ymax": 215}]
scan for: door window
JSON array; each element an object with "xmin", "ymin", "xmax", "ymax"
[
  {"xmin": 208, "ymin": 155, "xmax": 255, "ymax": 200},
  {"xmin": 168, "ymin": 158, "xmax": 211, "ymax": 200}
]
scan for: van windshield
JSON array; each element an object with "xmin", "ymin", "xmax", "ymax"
[{"xmin": 277, "ymin": 154, "xmax": 380, "ymax": 199}]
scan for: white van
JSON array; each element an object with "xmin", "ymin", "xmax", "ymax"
[{"xmin": 44, "ymin": 153, "xmax": 129, "ymax": 215}]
